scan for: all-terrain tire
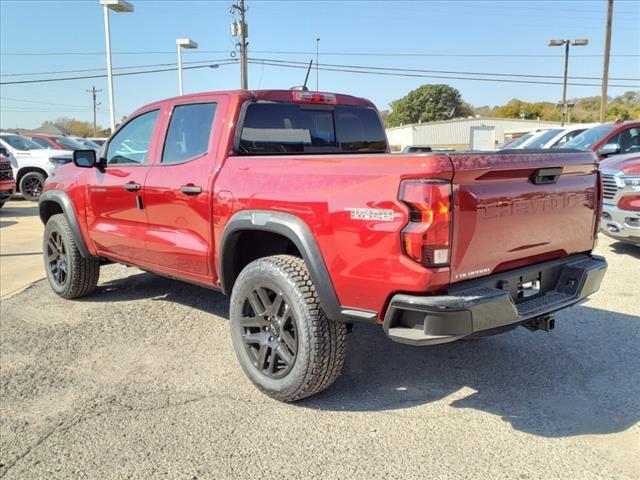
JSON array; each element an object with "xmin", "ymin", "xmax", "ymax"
[
  {"xmin": 230, "ymin": 255, "xmax": 347, "ymax": 402},
  {"xmin": 43, "ymin": 214, "xmax": 100, "ymax": 299}
]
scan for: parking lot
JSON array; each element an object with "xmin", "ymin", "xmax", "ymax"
[{"xmin": 0, "ymin": 198, "xmax": 639, "ymax": 479}]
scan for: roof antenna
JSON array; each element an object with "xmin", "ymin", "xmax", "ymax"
[{"xmin": 290, "ymin": 59, "xmax": 313, "ymax": 91}]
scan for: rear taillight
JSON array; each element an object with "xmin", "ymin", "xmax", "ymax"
[
  {"xmin": 399, "ymin": 179, "xmax": 452, "ymax": 267},
  {"xmin": 291, "ymin": 91, "xmax": 337, "ymax": 105}
]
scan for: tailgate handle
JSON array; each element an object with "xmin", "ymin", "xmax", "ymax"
[{"xmin": 532, "ymin": 167, "xmax": 563, "ymax": 185}]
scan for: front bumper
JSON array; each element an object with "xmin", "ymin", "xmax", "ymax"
[
  {"xmin": 383, "ymin": 254, "xmax": 607, "ymax": 346},
  {"xmin": 0, "ymin": 183, "xmax": 15, "ymax": 200},
  {"xmin": 600, "ymin": 204, "xmax": 640, "ymax": 245}
]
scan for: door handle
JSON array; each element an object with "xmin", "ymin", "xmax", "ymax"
[
  {"xmin": 124, "ymin": 182, "xmax": 141, "ymax": 192},
  {"xmin": 180, "ymin": 185, "xmax": 202, "ymax": 195}
]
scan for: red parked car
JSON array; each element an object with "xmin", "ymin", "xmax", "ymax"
[
  {"xmin": 600, "ymin": 153, "xmax": 640, "ymax": 245},
  {"xmin": 0, "ymin": 154, "xmax": 16, "ymax": 208},
  {"xmin": 24, "ymin": 134, "xmax": 86, "ymax": 152},
  {"xmin": 561, "ymin": 120, "xmax": 640, "ymax": 158},
  {"xmin": 38, "ymin": 89, "xmax": 606, "ymax": 401}
]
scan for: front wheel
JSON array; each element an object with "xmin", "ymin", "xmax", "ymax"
[
  {"xmin": 43, "ymin": 214, "xmax": 100, "ymax": 299},
  {"xmin": 19, "ymin": 171, "xmax": 45, "ymax": 201},
  {"xmin": 230, "ymin": 255, "xmax": 347, "ymax": 402}
]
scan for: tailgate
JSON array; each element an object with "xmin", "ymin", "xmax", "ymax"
[{"xmin": 449, "ymin": 150, "xmax": 599, "ymax": 283}]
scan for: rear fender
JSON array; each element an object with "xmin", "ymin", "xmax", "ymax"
[{"xmin": 219, "ymin": 210, "xmax": 377, "ymax": 323}]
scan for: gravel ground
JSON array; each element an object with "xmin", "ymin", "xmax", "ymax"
[{"xmin": 0, "ymin": 236, "xmax": 638, "ymax": 479}]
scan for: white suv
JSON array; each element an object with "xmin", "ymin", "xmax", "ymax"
[{"xmin": 0, "ymin": 133, "xmax": 72, "ymax": 201}]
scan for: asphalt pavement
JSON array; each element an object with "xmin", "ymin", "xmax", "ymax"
[{"xmin": 0, "ymin": 199, "xmax": 639, "ymax": 479}]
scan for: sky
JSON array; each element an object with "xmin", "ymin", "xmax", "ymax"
[{"xmin": 1, "ymin": 0, "xmax": 639, "ymax": 130}]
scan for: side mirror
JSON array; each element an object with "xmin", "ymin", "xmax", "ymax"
[
  {"xmin": 0, "ymin": 147, "xmax": 8, "ymax": 157},
  {"xmin": 73, "ymin": 149, "xmax": 97, "ymax": 168},
  {"xmin": 598, "ymin": 143, "xmax": 620, "ymax": 157}
]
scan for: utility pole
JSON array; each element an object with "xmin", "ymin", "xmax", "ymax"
[
  {"xmin": 561, "ymin": 41, "xmax": 570, "ymax": 127},
  {"xmin": 231, "ymin": 0, "xmax": 249, "ymax": 89},
  {"xmin": 86, "ymin": 86, "xmax": 102, "ymax": 136},
  {"xmin": 600, "ymin": 0, "xmax": 613, "ymax": 123},
  {"xmin": 316, "ymin": 38, "xmax": 320, "ymax": 91}
]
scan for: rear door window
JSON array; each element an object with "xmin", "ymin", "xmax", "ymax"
[
  {"xmin": 238, "ymin": 102, "xmax": 386, "ymax": 155},
  {"xmin": 162, "ymin": 103, "xmax": 217, "ymax": 163}
]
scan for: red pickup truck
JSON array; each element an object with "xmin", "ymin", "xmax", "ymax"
[{"xmin": 39, "ymin": 89, "xmax": 607, "ymax": 401}]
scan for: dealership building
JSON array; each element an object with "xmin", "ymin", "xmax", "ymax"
[{"xmin": 385, "ymin": 117, "xmax": 563, "ymax": 151}]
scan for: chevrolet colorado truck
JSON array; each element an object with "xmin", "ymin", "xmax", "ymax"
[{"xmin": 39, "ymin": 89, "xmax": 607, "ymax": 401}]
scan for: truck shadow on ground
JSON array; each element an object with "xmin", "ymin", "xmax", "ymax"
[
  {"xmin": 607, "ymin": 240, "xmax": 640, "ymax": 259},
  {"xmin": 0, "ymin": 205, "xmax": 40, "ymax": 218},
  {"xmin": 91, "ymin": 270, "xmax": 639, "ymax": 439}
]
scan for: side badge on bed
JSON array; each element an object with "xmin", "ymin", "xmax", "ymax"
[{"xmin": 345, "ymin": 208, "xmax": 401, "ymax": 222}]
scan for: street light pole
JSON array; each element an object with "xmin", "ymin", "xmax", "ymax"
[
  {"xmin": 176, "ymin": 38, "xmax": 198, "ymax": 96},
  {"xmin": 549, "ymin": 38, "xmax": 588, "ymax": 127},
  {"xmin": 100, "ymin": 0, "xmax": 134, "ymax": 133}
]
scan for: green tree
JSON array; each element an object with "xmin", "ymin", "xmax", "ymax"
[
  {"xmin": 387, "ymin": 84, "xmax": 467, "ymax": 127},
  {"xmin": 52, "ymin": 117, "xmax": 110, "ymax": 137}
]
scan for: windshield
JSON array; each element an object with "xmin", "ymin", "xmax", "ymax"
[
  {"xmin": 561, "ymin": 124, "xmax": 617, "ymax": 149},
  {"xmin": 523, "ymin": 129, "xmax": 563, "ymax": 149},
  {"xmin": 54, "ymin": 136, "xmax": 86, "ymax": 150},
  {"xmin": 0, "ymin": 134, "xmax": 44, "ymax": 151},
  {"xmin": 238, "ymin": 102, "xmax": 387, "ymax": 155},
  {"xmin": 503, "ymin": 132, "xmax": 534, "ymax": 149},
  {"xmin": 81, "ymin": 139, "xmax": 101, "ymax": 149}
]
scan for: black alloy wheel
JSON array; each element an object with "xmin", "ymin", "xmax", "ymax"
[
  {"xmin": 240, "ymin": 286, "xmax": 298, "ymax": 379},
  {"xmin": 19, "ymin": 172, "xmax": 45, "ymax": 201},
  {"xmin": 46, "ymin": 230, "xmax": 68, "ymax": 287}
]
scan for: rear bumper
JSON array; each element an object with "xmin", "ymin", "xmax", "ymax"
[
  {"xmin": 383, "ymin": 254, "xmax": 607, "ymax": 346},
  {"xmin": 600, "ymin": 204, "xmax": 640, "ymax": 245}
]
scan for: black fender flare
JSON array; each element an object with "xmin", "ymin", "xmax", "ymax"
[
  {"xmin": 38, "ymin": 190, "xmax": 90, "ymax": 258},
  {"xmin": 219, "ymin": 210, "xmax": 376, "ymax": 323}
]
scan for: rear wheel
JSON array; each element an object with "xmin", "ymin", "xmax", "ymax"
[
  {"xmin": 230, "ymin": 255, "xmax": 347, "ymax": 402},
  {"xmin": 43, "ymin": 214, "xmax": 100, "ymax": 299},
  {"xmin": 19, "ymin": 171, "xmax": 45, "ymax": 201}
]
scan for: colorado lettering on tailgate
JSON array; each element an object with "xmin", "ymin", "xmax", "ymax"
[{"xmin": 479, "ymin": 192, "xmax": 594, "ymax": 220}]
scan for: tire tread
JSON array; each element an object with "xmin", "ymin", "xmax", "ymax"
[{"xmin": 45, "ymin": 214, "xmax": 100, "ymax": 299}]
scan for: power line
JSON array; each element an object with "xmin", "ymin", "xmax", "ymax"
[
  {"xmin": 0, "ymin": 59, "xmax": 232, "ymax": 78},
  {"xmin": 1, "ymin": 49, "xmax": 638, "ymax": 58},
  {"xmin": 0, "ymin": 61, "xmax": 237, "ymax": 85},
  {"xmin": 249, "ymin": 57, "xmax": 640, "ymax": 82},
  {"xmin": 0, "ymin": 96, "xmax": 91, "ymax": 108},
  {"xmin": 247, "ymin": 58, "xmax": 640, "ymax": 89}
]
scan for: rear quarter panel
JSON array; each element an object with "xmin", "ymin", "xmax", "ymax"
[{"xmin": 214, "ymin": 154, "xmax": 453, "ymax": 317}]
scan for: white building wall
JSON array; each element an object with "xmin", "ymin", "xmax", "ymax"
[
  {"xmin": 386, "ymin": 117, "xmax": 562, "ymax": 150},
  {"xmin": 386, "ymin": 127, "xmax": 414, "ymax": 149}
]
